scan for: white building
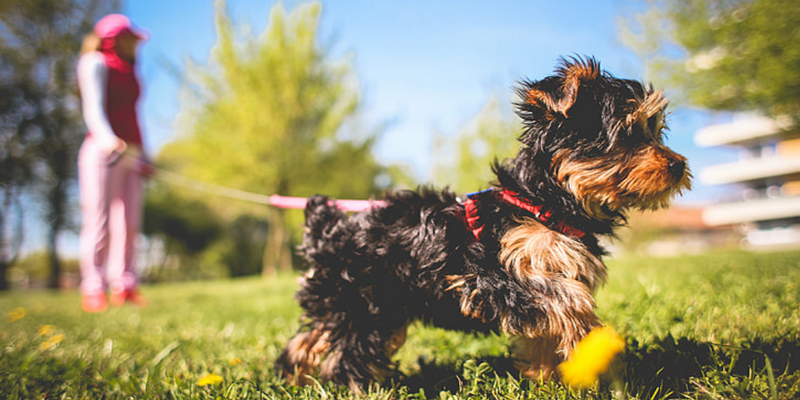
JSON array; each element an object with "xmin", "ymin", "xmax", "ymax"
[{"xmin": 695, "ymin": 116, "xmax": 800, "ymax": 249}]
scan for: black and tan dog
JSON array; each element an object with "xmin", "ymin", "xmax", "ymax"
[{"xmin": 277, "ymin": 56, "xmax": 691, "ymax": 390}]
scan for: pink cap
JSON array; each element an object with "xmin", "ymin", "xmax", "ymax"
[{"xmin": 94, "ymin": 14, "xmax": 148, "ymax": 40}]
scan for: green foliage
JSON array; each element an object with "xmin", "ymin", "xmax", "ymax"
[
  {"xmin": 6, "ymin": 251, "xmax": 78, "ymax": 289},
  {"xmin": 0, "ymin": 250, "xmax": 798, "ymax": 399},
  {"xmin": 598, "ymin": 250, "xmax": 800, "ymax": 343},
  {"xmin": 620, "ymin": 0, "xmax": 800, "ymax": 118},
  {"xmin": 163, "ymin": 0, "xmax": 395, "ymax": 208},
  {"xmin": 0, "ymin": 0, "xmax": 120, "ymax": 288},
  {"xmin": 157, "ymin": 0, "xmax": 402, "ymax": 273},
  {"xmin": 600, "ymin": 250, "xmax": 800, "ymax": 398},
  {"xmin": 168, "ymin": 1, "xmax": 356, "ymax": 198},
  {"xmin": 142, "ymin": 182, "xmax": 229, "ymax": 282},
  {"xmin": 144, "ymin": 182, "xmax": 223, "ymax": 255},
  {"xmin": 221, "ymin": 214, "xmax": 270, "ymax": 277},
  {"xmin": 431, "ymin": 96, "xmax": 521, "ymax": 194}
]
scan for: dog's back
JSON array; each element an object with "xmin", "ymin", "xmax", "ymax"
[{"xmin": 279, "ymin": 189, "xmax": 485, "ymax": 389}]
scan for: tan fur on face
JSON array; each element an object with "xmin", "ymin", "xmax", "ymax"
[
  {"xmin": 553, "ymin": 145, "xmax": 692, "ymax": 219},
  {"xmin": 499, "ymin": 218, "xmax": 606, "ymax": 291},
  {"xmin": 616, "ymin": 89, "xmax": 670, "ymax": 143}
]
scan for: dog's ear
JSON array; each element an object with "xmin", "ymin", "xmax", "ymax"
[
  {"xmin": 524, "ymin": 85, "xmax": 566, "ymax": 122},
  {"xmin": 522, "ymin": 56, "xmax": 602, "ymax": 120},
  {"xmin": 555, "ymin": 56, "xmax": 601, "ymax": 118}
]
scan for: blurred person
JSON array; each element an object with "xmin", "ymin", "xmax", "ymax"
[{"xmin": 77, "ymin": 14, "xmax": 152, "ymax": 312}]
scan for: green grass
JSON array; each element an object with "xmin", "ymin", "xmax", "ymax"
[{"xmin": 0, "ymin": 250, "xmax": 798, "ymax": 399}]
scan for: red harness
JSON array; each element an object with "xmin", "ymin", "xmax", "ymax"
[{"xmin": 463, "ymin": 189, "xmax": 585, "ymax": 240}]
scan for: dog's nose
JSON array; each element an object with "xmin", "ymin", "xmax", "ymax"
[{"xmin": 668, "ymin": 159, "xmax": 686, "ymax": 178}]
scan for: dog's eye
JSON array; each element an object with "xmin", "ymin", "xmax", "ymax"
[
  {"xmin": 617, "ymin": 125, "xmax": 641, "ymax": 148},
  {"xmin": 629, "ymin": 119, "xmax": 645, "ymax": 137},
  {"xmin": 645, "ymin": 114, "xmax": 666, "ymax": 142},
  {"xmin": 647, "ymin": 116, "xmax": 659, "ymax": 134}
]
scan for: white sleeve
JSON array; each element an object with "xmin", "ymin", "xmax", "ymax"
[{"xmin": 77, "ymin": 52, "xmax": 119, "ymax": 151}]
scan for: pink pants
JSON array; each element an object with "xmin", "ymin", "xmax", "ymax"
[{"xmin": 78, "ymin": 136, "xmax": 143, "ymax": 295}]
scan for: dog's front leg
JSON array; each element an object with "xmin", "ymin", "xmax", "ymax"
[
  {"xmin": 506, "ymin": 274, "xmax": 601, "ymax": 381},
  {"xmin": 448, "ymin": 271, "xmax": 600, "ymax": 380},
  {"xmin": 511, "ymin": 335, "xmax": 561, "ymax": 381}
]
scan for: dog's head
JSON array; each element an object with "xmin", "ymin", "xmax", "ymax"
[{"xmin": 514, "ymin": 56, "xmax": 692, "ymax": 220}]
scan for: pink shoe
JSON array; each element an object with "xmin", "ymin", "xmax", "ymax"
[
  {"xmin": 82, "ymin": 293, "xmax": 108, "ymax": 313},
  {"xmin": 110, "ymin": 288, "xmax": 147, "ymax": 308}
]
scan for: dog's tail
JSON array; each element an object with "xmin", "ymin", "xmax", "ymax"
[{"xmin": 300, "ymin": 195, "xmax": 351, "ymax": 265}]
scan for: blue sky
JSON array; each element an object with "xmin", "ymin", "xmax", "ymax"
[
  {"xmin": 123, "ymin": 0, "xmax": 737, "ymax": 204},
  {"xmin": 36, "ymin": 0, "xmax": 742, "ymax": 256}
]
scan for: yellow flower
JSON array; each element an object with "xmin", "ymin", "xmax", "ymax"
[
  {"xmin": 229, "ymin": 357, "xmax": 243, "ymax": 366},
  {"xmin": 38, "ymin": 325, "xmax": 56, "ymax": 336},
  {"xmin": 38, "ymin": 334, "xmax": 65, "ymax": 351},
  {"xmin": 197, "ymin": 373, "xmax": 223, "ymax": 386},
  {"xmin": 558, "ymin": 326, "xmax": 626, "ymax": 389},
  {"xmin": 6, "ymin": 307, "xmax": 26, "ymax": 322}
]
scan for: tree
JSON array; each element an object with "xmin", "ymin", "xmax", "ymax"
[
  {"xmin": 431, "ymin": 95, "xmax": 521, "ymax": 195},
  {"xmin": 221, "ymin": 214, "xmax": 270, "ymax": 277},
  {"xmin": 0, "ymin": 0, "xmax": 120, "ymax": 289},
  {"xmin": 142, "ymin": 181, "xmax": 223, "ymax": 281},
  {"xmin": 160, "ymin": 1, "xmax": 399, "ymax": 275},
  {"xmin": 0, "ymin": 185, "xmax": 26, "ymax": 291},
  {"xmin": 0, "ymin": 75, "xmax": 35, "ymax": 290},
  {"xmin": 620, "ymin": 0, "xmax": 800, "ymax": 118}
]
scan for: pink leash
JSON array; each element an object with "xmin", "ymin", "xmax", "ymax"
[
  {"xmin": 268, "ymin": 194, "xmax": 386, "ymax": 212},
  {"xmin": 136, "ymin": 156, "xmax": 386, "ymax": 212}
]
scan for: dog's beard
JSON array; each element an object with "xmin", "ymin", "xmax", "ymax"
[{"xmin": 552, "ymin": 145, "xmax": 692, "ymax": 220}]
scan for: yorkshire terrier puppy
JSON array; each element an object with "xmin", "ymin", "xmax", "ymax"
[{"xmin": 276, "ymin": 56, "xmax": 691, "ymax": 390}]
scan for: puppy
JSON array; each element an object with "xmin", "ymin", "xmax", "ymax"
[{"xmin": 277, "ymin": 56, "xmax": 691, "ymax": 390}]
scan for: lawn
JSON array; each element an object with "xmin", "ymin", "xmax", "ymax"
[{"xmin": 1, "ymin": 250, "xmax": 798, "ymax": 399}]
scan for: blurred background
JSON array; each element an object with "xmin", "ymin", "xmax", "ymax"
[{"xmin": 1, "ymin": 0, "xmax": 798, "ymax": 290}]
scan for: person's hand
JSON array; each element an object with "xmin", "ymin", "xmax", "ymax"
[
  {"xmin": 110, "ymin": 137, "xmax": 128, "ymax": 155},
  {"xmin": 140, "ymin": 161, "xmax": 155, "ymax": 178},
  {"xmin": 138, "ymin": 155, "xmax": 155, "ymax": 178},
  {"xmin": 106, "ymin": 138, "xmax": 128, "ymax": 166}
]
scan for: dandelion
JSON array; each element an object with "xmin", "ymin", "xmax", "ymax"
[
  {"xmin": 6, "ymin": 307, "xmax": 26, "ymax": 322},
  {"xmin": 49, "ymin": 334, "xmax": 64, "ymax": 344},
  {"xmin": 38, "ymin": 325, "xmax": 56, "ymax": 336},
  {"xmin": 38, "ymin": 334, "xmax": 65, "ymax": 351},
  {"xmin": 229, "ymin": 357, "xmax": 243, "ymax": 366},
  {"xmin": 197, "ymin": 373, "xmax": 223, "ymax": 386},
  {"xmin": 558, "ymin": 326, "xmax": 626, "ymax": 389}
]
